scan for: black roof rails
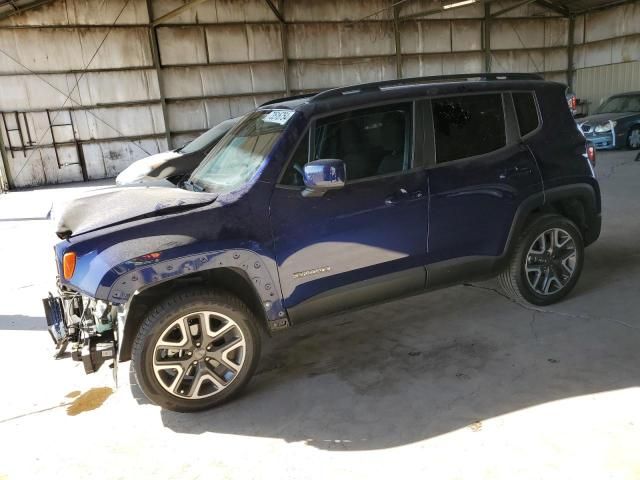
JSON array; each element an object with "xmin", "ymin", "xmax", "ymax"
[
  {"xmin": 259, "ymin": 92, "xmax": 317, "ymax": 108},
  {"xmin": 310, "ymin": 73, "xmax": 544, "ymax": 103}
]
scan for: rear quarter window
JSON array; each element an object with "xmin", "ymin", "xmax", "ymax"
[{"xmin": 513, "ymin": 92, "xmax": 540, "ymax": 137}]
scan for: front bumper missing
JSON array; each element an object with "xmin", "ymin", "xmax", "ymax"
[
  {"xmin": 583, "ymin": 130, "xmax": 616, "ymax": 150},
  {"xmin": 42, "ymin": 293, "xmax": 68, "ymax": 354},
  {"xmin": 42, "ymin": 293, "xmax": 118, "ymax": 380}
]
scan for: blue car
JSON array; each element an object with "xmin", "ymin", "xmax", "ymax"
[
  {"xmin": 44, "ymin": 73, "xmax": 601, "ymax": 411},
  {"xmin": 577, "ymin": 91, "xmax": 640, "ymax": 150}
]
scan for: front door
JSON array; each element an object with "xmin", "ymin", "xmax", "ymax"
[{"xmin": 270, "ymin": 102, "xmax": 429, "ymax": 322}]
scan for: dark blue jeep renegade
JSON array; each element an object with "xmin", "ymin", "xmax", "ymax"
[{"xmin": 44, "ymin": 73, "xmax": 601, "ymax": 411}]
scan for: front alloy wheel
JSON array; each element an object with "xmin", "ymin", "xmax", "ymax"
[
  {"xmin": 132, "ymin": 289, "xmax": 260, "ymax": 412},
  {"xmin": 628, "ymin": 127, "xmax": 640, "ymax": 150},
  {"xmin": 152, "ymin": 311, "xmax": 246, "ymax": 400}
]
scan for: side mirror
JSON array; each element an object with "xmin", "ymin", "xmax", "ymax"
[{"xmin": 302, "ymin": 159, "xmax": 346, "ymax": 197}]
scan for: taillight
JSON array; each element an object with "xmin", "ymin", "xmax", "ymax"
[
  {"xmin": 63, "ymin": 252, "xmax": 76, "ymax": 280},
  {"xmin": 587, "ymin": 144, "xmax": 596, "ymax": 168},
  {"xmin": 570, "ymin": 96, "xmax": 577, "ymax": 110}
]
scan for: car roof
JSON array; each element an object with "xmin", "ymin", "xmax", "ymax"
[
  {"xmin": 609, "ymin": 91, "xmax": 640, "ymax": 98},
  {"xmin": 259, "ymin": 73, "xmax": 561, "ymax": 115}
]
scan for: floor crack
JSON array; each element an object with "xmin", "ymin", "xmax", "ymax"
[
  {"xmin": 600, "ymin": 157, "xmax": 637, "ymax": 180},
  {"xmin": 464, "ymin": 283, "xmax": 640, "ymax": 332},
  {"xmin": 0, "ymin": 402, "xmax": 73, "ymax": 424},
  {"xmin": 529, "ymin": 311, "xmax": 539, "ymax": 342}
]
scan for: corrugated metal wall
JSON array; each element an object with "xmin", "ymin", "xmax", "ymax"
[
  {"xmin": 0, "ymin": 0, "xmax": 632, "ymax": 189},
  {"xmin": 572, "ymin": 2, "xmax": 640, "ymax": 111}
]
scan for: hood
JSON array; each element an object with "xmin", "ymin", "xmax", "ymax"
[
  {"xmin": 579, "ymin": 112, "xmax": 637, "ymax": 125},
  {"xmin": 115, "ymin": 150, "xmax": 184, "ymax": 185},
  {"xmin": 53, "ymin": 185, "xmax": 217, "ymax": 239}
]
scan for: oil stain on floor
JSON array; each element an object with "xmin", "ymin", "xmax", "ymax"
[{"xmin": 66, "ymin": 387, "xmax": 113, "ymax": 416}]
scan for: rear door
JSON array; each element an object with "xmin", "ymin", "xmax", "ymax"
[
  {"xmin": 425, "ymin": 92, "xmax": 543, "ymax": 285},
  {"xmin": 270, "ymin": 102, "xmax": 429, "ymax": 322}
]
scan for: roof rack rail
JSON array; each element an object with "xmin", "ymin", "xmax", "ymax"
[
  {"xmin": 259, "ymin": 92, "xmax": 317, "ymax": 108},
  {"xmin": 310, "ymin": 73, "xmax": 543, "ymax": 103}
]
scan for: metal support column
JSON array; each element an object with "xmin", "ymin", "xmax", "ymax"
[
  {"xmin": 0, "ymin": 124, "xmax": 9, "ymax": 191},
  {"xmin": 277, "ymin": 0, "xmax": 290, "ymax": 95},
  {"xmin": 484, "ymin": 3, "xmax": 491, "ymax": 73},
  {"xmin": 146, "ymin": 0, "xmax": 172, "ymax": 149},
  {"xmin": 567, "ymin": 15, "xmax": 575, "ymax": 89},
  {"xmin": 394, "ymin": 5, "xmax": 403, "ymax": 79}
]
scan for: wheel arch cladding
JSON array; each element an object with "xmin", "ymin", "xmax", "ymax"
[
  {"xmin": 505, "ymin": 184, "xmax": 600, "ymax": 260},
  {"xmin": 110, "ymin": 250, "xmax": 288, "ymax": 362}
]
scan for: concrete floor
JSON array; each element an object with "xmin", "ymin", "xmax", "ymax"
[{"xmin": 1, "ymin": 151, "xmax": 639, "ymax": 479}]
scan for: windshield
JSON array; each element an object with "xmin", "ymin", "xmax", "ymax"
[
  {"xmin": 597, "ymin": 95, "xmax": 640, "ymax": 114},
  {"xmin": 179, "ymin": 118, "xmax": 238, "ymax": 154},
  {"xmin": 189, "ymin": 110, "xmax": 293, "ymax": 193}
]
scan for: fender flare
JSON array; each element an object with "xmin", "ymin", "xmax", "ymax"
[
  {"xmin": 502, "ymin": 183, "xmax": 600, "ymax": 261},
  {"xmin": 104, "ymin": 248, "xmax": 286, "ymax": 321},
  {"xmin": 111, "ymin": 248, "xmax": 289, "ymax": 361}
]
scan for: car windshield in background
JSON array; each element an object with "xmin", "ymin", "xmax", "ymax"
[
  {"xmin": 597, "ymin": 95, "xmax": 640, "ymax": 114},
  {"xmin": 189, "ymin": 110, "xmax": 292, "ymax": 193},
  {"xmin": 179, "ymin": 118, "xmax": 238, "ymax": 154}
]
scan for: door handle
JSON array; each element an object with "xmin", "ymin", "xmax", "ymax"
[
  {"xmin": 385, "ymin": 188, "xmax": 423, "ymax": 205},
  {"xmin": 499, "ymin": 165, "xmax": 533, "ymax": 180}
]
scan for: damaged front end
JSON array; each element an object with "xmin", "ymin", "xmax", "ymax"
[{"xmin": 43, "ymin": 287, "xmax": 122, "ymax": 380}]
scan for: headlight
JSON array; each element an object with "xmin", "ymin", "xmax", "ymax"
[{"xmin": 594, "ymin": 121, "xmax": 617, "ymax": 133}]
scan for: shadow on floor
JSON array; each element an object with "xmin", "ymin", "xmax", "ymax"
[{"xmin": 141, "ymin": 265, "xmax": 640, "ymax": 451}]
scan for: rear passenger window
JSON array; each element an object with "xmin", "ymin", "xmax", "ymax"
[
  {"xmin": 513, "ymin": 92, "xmax": 539, "ymax": 136},
  {"xmin": 432, "ymin": 94, "xmax": 506, "ymax": 164}
]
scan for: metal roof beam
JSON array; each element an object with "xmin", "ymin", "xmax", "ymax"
[
  {"xmin": 535, "ymin": 0, "xmax": 571, "ymax": 16},
  {"xmin": 0, "ymin": 0, "xmax": 54, "ymax": 20},
  {"xmin": 491, "ymin": 0, "xmax": 537, "ymax": 17},
  {"xmin": 151, "ymin": 0, "xmax": 209, "ymax": 26},
  {"xmin": 264, "ymin": 0, "xmax": 285, "ymax": 23},
  {"xmin": 577, "ymin": 0, "xmax": 638, "ymax": 14}
]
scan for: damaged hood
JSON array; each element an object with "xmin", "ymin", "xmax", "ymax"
[
  {"xmin": 53, "ymin": 185, "xmax": 217, "ymax": 239},
  {"xmin": 115, "ymin": 150, "xmax": 183, "ymax": 185}
]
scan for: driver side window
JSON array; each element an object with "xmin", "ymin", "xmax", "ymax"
[
  {"xmin": 280, "ymin": 103, "xmax": 412, "ymax": 186},
  {"xmin": 280, "ymin": 131, "xmax": 310, "ymax": 186}
]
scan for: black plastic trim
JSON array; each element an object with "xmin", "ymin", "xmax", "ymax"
[{"xmin": 288, "ymin": 267, "xmax": 426, "ymax": 324}]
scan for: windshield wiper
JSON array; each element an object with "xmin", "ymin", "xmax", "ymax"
[{"xmin": 183, "ymin": 179, "xmax": 205, "ymax": 192}]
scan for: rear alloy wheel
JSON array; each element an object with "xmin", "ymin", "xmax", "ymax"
[
  {"xmin": 524, "ymin": 228, "xmax": 577, "ymax": 296},
  {"xmin": 132, "ymin": 289, "xmax": 260, "ymax": 412},
  {"xmin": 499, "ymin": 215, "xmax": 584, "ymax": 306},
  {"xmin": 628, "ymin": 127, "xmax": 640, "ymax": 150}
]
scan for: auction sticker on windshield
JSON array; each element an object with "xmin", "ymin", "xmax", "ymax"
[{"xmin": 264, "ymin": 110, "xmax": 294, "ymax": 125}]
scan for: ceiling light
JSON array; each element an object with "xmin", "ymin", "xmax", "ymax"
[{"xmin": 443, "ymin": 0, "xmax": 477, "ymax": 9}]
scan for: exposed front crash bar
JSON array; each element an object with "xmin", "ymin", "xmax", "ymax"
[{"xmin": 42, "ymin": 291, "xmax": 119, "ymax": 382}]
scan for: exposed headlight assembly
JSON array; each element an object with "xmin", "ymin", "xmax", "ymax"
[{"xmin": 594, "ymin": 120, "xmax": 617, "ymax": 133}]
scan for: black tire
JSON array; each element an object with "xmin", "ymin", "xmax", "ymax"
[
  {"xmin": 132, "ymin": 288, "xmax": 261, "ymax": 412},
  {"xmin": 628, "ymin": 126, "xmax": 640, "ymax": 150},
  {"xmin": 499, "ymin": 214, "xmax": 584, "ymax": 306}
]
